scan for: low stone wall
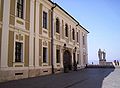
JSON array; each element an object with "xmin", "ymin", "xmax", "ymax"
[
  {"xmin": 0, "ymin": 67, "xmax": 65, "ymax": 82},
  {"xmin": 0, "ymin": 69, "xmax": 28, "ymax": 82},
  {"xmin": 54, "ymin": 68, "xmax": 63, "ymax": 74},
  {"xmin": 86, "ymin": 65, "xmax": 115, "ymax": 68},
  {"xmin": 0, "ymin": 66, "xmax": 86, "ymax": 82}
]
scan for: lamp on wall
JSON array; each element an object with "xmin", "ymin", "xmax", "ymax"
[
  {"xmin": 63, "ymin": 43, "xmax": 66, "ymax": 51},
  {"xmin": 74, "ymin": 47, "xmax": 77, "ymax": 52},
  {"xmin": 64, "ymin": 43, "xmax": 66, "ymax": 48}
]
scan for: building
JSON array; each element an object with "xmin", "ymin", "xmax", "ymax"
[{"xmin": 0, "ymin": 0, "xmax": 89, "ymax": 82}]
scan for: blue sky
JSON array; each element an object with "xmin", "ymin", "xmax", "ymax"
[{"xmin": 52, "ymin": 0, "xmax": 120, "ymax": 64}]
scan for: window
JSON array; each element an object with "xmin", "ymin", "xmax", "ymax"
[
  {"xmin": 77, "ymin": 54, "xmax": 79, "ymax": 64},
  {"xmin": 56, "ymin": 18, "xmax": 60, "ymax": 33},
  {"xmin": 43, "ymin": 11, "xmax": 47, "ymax": 29},
  {"xmin": 56, "ymin": 49, "xmax": 60, "ymax": 63},
  {"xmin": 15, "ymin": 42, "xmax": 23, "ymax": 62},
  {"xmin": 72, "ymin": 29, "xmax": 75, "ymax": 40},
  {"xmin": 83, "ymin": 35, "xmax": 85, "ymax": 45},
  {"xmin": 43, "ymin": 47, "xmax": 47, "ymax": 63},
  {"xmin": 65, "ymin": 24, "xmax": 68, "ymax": 37},
  {"xmin": 17, "ymin": 0, "xmax": 24, "ymax": 19},
  {"xmin": 77, "ymin": 32, "xmax": 79, "ymax": 42}
]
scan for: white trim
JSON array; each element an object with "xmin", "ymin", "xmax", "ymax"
[
  {"xmin": 29, "ymin": 0, "xmax": 35, "ymax": 67},
  {"xmin": 15, "ymin": 0, "xmax": 26, "ymax": 19},
  {"xmin": 34, "ymin": 1, "xmax": 40, "ymax": 67},
  {"xmin": 42, "ymin": 43, "xmax": 48, "ymax": 65},
  {"xmin": 60, "ymin": 47, "xmax": 63, "ymax": 68},
  {"xmin": 13, "ymin": 32, "xmax": 25, "ymax": 67},
  {"xmin": 0, "ymin": 67, "xmax": 29, "ymax": 71},
  {"xmin": 24, "ymin": 0, "xmax": 26, "ymax": 19},
  {"xmin": 13, "ymin": 62, "xmax": 24, "ymax": 67},
  {"xmin": 42, "ymin": 6, "xmax": 49, "ymax": 30},
  {"xmin": 0, "ymin": 0, "xmax": 10, "ymax": 67}
]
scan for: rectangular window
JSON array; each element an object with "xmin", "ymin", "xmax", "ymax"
[
  {"xmin": 17, "ymin": 0, "xmax": 24, "ymax": 19},
  {"xmin": 56, "ymin": 18, "xmax": 60, "ymax": 33},
  {"xmin": 65, "ymin": 29, "xmax": 68, "ymax": 37},
  {"xmin": 43, "ymin": 11, "xmax": 47, "ymax": 29},
  {"xmin": 77, "ymin": 54, "xmax": 79, "ymax": 64},
  {"xmin": 83, "ymin": 35, "xmax": 85, "ymax": 45},
  {"xmin": 15, "ymin": 42, "xmax": 23, "ymax": 62},
  {"xmin": 56, "ymin": 49, "xmax": 60, "ymax": 63},
  {"xmin": 72, "ymin": 29, "xmax": 75, "ymax": 40},
  {"xmin": 77, "ymin": 32, "xmax": 79, "ymax": 42},
  {"xmin": 65, "ymin": 24, "xmax": 68, "ymax": 37},
  {"xmin": 43, "ymin": 47, "xmax": 47, "ymax": 63}
]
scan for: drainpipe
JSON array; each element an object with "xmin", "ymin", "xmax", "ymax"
[{"xmin": 51, "ymin": 3, "xmax": 56, "ymax": 74}]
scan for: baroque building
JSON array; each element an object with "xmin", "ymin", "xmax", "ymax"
[{"xmin": 0, "ymin": 0, "xmax": 89, "ymax": 82}]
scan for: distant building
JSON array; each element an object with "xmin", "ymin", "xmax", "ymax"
[{"xmin": 0, "ymin": 0, "xmax": 89, "ymax": 82}]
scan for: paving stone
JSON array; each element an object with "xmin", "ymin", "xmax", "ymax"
[{"xmin": 0, "ymin": 68, "xmax": 120, "ymax": 88}]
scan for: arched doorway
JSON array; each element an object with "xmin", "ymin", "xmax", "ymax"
[{"xmin": 63, "ymin": 50, "xmax": 72, "ymax": 72}]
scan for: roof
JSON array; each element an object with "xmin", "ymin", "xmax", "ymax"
[{"xmin": 48, "ymin": 0, "xmax": 89, "ymax": 33}]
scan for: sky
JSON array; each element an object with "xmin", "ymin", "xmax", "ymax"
[{"xmin": 52, "ymin": 0, "xmax": 120, "ymax": 64}]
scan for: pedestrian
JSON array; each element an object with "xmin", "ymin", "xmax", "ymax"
[
  {"xmin": 114, "ymin": 60, "xmax": 117, "ymax": 66},
  {"xmin": 117, "ymin": 60, "xmax": 119, "ymax": 66},
  {"xmin": 73, "ymin": 59, "xmax": 77, "ymax": 71}
]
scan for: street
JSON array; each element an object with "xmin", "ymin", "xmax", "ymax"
[{"xmin": 0, "ymin": 68, "xmax": 120, "ymax": 88}]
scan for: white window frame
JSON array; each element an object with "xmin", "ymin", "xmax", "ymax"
[
  {"xmin": 15, "ymin": 0, "xmax": 26, "ymax": 19},
  {"xmin": 43, "ymin": 47, "xmax": 48, "ymax": 63},
  {"xmin": 13, "ymin": 33, "xmax": 25, "ymax": 66}
]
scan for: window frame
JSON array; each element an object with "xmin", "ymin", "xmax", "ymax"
[
  {"xmin": 56, "ymin": 18, "xmax": 60, "ymax": 33},
  {"xmin": 56, "ymin": 49, "xmax": 60, "ymax": 63},
  {"xmin": 72, "ymin": 28, "xmax": 75, "ymax": 40},
  {"xmin": 77, "ymin": 32, "xmax": 79, "ymax": 42},
  {"xmin": 17, "ymin": 0, "xmax": 24, "ymax": 19},
  {"xmin": 43, "ymin": 11, "xmax": 47, "ymax": 29},
  {"xmin": 65, "ymin": 23, "xmax": 68, "ymax": 37},
  {"xmin": 83, "ymin": 35, "xmax": 85, "ymax": 45},
  {"xmin": 43, "ymin": 47, "xmax": 48, "ymax": 63},
  {"xmin": 77, "ymin": 54, "xmax": 79, "ymax": 64},
  {"xmin": 15, "ymin": 42, "xmax": 23, "ymax": 62}
]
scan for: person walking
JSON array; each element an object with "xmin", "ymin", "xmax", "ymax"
[
  {"xmin": 117, "ymin": 60, "xmax": 119, "ymax": 66},
  {"xmin": 114, "ymin": 60, "xmax": 117, "ymax": 66}
]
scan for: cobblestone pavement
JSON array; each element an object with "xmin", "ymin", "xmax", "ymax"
[{"xmin": 0, "ymin": 68, "xmax": 120, "ymax": 88}]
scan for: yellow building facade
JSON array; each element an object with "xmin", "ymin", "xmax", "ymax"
[{"xmin": 0, "ymin": 0, "xmax": 89, "ymax": 82}]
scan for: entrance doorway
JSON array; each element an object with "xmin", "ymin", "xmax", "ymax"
[{"xmin": 63, "ymin": 50, "xmax": 72, "ymax": 72}]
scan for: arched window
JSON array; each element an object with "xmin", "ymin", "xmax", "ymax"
[
  {"xmin": 65, "ymin": 24, "xmax": 68, "ymax": 37},
  {"xmin": 72, "ymin": 28, "xmax": 75, "ymax": 40},
  {"xmin": 56, "ymin": 18, "xmax": 60, "ymax": 33}
]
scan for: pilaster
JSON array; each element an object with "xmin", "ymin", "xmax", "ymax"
[
  {"xmin": 35, "ymin": 0, "xmax": 40, "ymax": 67},
  {"xmin": 60, "ymin": 47, "xmax": 63, "ymax": 68},
  {"xmin": 79, "ymin": 31, "xmax": 83, "ymax": 66},
  {"xmin": 29, "ymin": 0, "xmax": 35, "ymax": 67},
  {"xmin": 53, "ymin": 44, "xmax": 57, "ymax": 68},
  {"xmin": 0, "ymin": 0, "xmax": 10, "ymax": 68},
  {"xmin": 85, "ymin": 34, "xmax": 88, "ymax": 64}
]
